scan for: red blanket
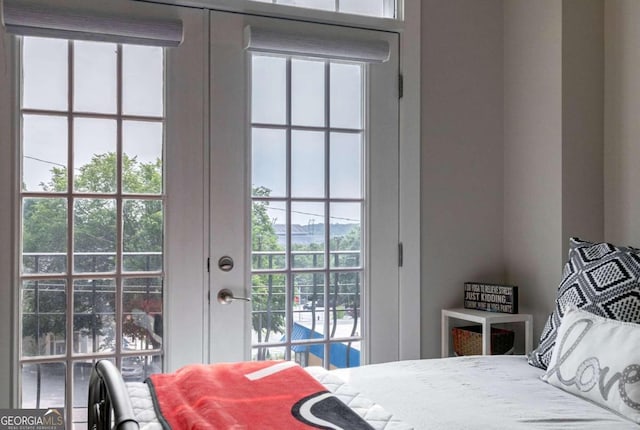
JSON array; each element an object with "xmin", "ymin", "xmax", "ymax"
[{"xmin": 146, "ymin": 360, "xmax": 374, "ymax": 429}]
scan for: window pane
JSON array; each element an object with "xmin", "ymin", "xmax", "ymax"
[
  {"xmin": 121, "ymin": 354, "xmax": 162, "ymax": 382},
  {"xmin": 122, "ymin": 278, "xmax": 163, "ymax": 351},
  {"xmin": 74, "ymin": 118, "xmax": 117, "ymax": 193},
  {"xmin": 339, "ymin": 0, "xmax": 385, "ymax": 17},
  {"xmin": 328, "ymin": 271, "xmax": 361, "ymax": 340},
  {"xmin": 252, "ymin": 56, "xmax": 287, "ymax": 124},
  {"xmin": 292, "ymin": 130, "xmax": 325, "ymax": 198},
  {"xmin": 123, "ymin": 199, "xmax": 163, "ymax": 272},
  {"xmin": 21, "ymin": 280, "xmax": 67, "ymax": 357},
  {"xmin": 252, "ymin": 200, "xmax": 286, "ymax": 270},
  {"xmin": 252, "ymin": 128, "xmax": 287, "ymax": 198},
  {"xmin": 123, "ymin": 121, "xmax": 163, "ymax": 194},
  {"xmin": 251, "ymin": 274, "xmax": 286, "ymax": 351},
  {"xmin": 328, "ymin": 341, "xmax": 360, "ymax": 368},
  {"xmin": 292, "ymin": 59, "xmax": 325, "ymax": 127},
  {"xmin": 330, "ymin": 203, "xmax": 361, "ymax": 268},
  {"xmin": 278, "ymin": 0, "xmax": 334, "ymax": 11},
  {"xmin": 291, "ymin": 202, "xmax": 325, "ymax": 269},
  {"xmin": 74, "ymin": 41, "xmax": 117, "ymax": 114},
  {"xmin": 294, "ymin": 273, "xmax": 326, "ymax": 337},
  {"xmin": 22, "ymin": 115, "xmax": 68, "ymax": 193},
  {"xmin": 21, "ymin": 362, "xmax": 66, "ymax": 408},
  {"xmin": 123, "ymin": 45, "xmax": 163, "ymax": 116},
  {"xmin": 330, "ymin": 63, "xmax": 362, "ymax": 129},
  {"xmin": 73, "ymin": 360, "xmax": 103, "ymax": 427},
  {"xmin": 330, "ymin": 132, "xmax": 362, "ymax": 198},
  {"xmin": 74, "ymin": 199, "xmax": 116, "ymax": 273},
  {"xmin": 73, "ymin": 279, "xmax": 116, "ymax": 354},
  {"xmin": 22, "ymin": 198, "xmax": 67, "ymax": 274},
  {"xmin": 22, "ymin": 37, "xmax": 68, "ymax": 111}
]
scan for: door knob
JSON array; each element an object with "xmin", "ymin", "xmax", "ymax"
[{"xmin": 217, "ymin": 288, "xmax": 251, "ymax": 304}]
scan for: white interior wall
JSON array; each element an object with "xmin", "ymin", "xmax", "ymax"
[
  {"xmin": 503, "ymin": 0, "xmax": 564, "ymax": 343},
  {"xmin": 421, "ymin": 0, "xmax": 505, "ymax": 358},
  {"xmin": 604, "ymin": 0, "xmax": 640, "ymax": 247},
  {"xmin": 561, "ymin": 0, "xmax": 604, "ymax": 258}
]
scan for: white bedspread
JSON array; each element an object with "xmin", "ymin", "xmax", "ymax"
[{"xmin": 331, "ymin": 355, "xmax": 638, "ymax": 430}]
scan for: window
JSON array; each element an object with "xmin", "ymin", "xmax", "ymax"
[
  {"xmin": 19, "ymin": 37, "xmax": 165, "ymax": 427},
  {"xmin": 251, "ymin": 0, "xmax": 397, "ymax": 19}
]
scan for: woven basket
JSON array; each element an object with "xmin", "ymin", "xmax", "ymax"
[{"xmin": 452, "ymin": 326, "xmax": 514, "ymax": 356}]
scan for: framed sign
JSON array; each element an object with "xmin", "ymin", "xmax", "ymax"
[{"xmin": 464, "ymin": 282, "xmax": 518, "ymax": 314}]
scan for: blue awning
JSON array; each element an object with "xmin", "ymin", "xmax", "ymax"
[{"xmin": 289, "ymin": 322, "xmax": 360, "ymax": 368}]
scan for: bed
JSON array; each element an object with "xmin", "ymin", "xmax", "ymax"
[
  {"xmin": 88, "ymin": 354, "xmax": 639, "ymax": 430},
  {"xmin": 89, "ymin": 237, "xmax": 640, "ymax": 429}
]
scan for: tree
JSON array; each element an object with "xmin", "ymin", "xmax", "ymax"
[
  {"xmin": 251, "ymin": 186, "xmax": 285, "ymax": 360},
  {"xmin": 21, "ymin": 153, "xmax": 162, "ymax": 356}
]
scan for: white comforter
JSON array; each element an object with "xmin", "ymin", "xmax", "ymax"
[
  {"xmin": 127, "ymin": 355, "xmax": 638, "ymax": 429},
  {"xmin": 331, "ymin": 355, "xmax": 638, "ymax": 429}
]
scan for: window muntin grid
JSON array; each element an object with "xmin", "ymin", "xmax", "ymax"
[
  {"xmin": 250, "ymin": 53, "xmax": 364, "ymax": 369},
  {"xmin": 19, "ymin": 36, "xmax": 165, "ymax": 428}
]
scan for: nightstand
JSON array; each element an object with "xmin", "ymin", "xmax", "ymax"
[{"xmin": 441, "ymin": 308, "xmax": 533, "ymax": 358}]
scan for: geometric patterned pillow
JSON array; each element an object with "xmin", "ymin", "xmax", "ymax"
[{"xmin": 527, "ymin": 237, "xmax": 640, "ymax": 370}]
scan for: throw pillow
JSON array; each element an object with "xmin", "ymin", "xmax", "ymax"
[
  {"xmin": 542, "ymin": 306, "xmax": 640, "ymax": 423},
  {"xmin": 528, "ymin": 237, "xmax": 640, "ymax": 370}
]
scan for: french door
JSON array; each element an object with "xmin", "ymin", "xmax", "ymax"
[{"xmin": 204, "ymin": 12, "xmax": 401, "ymax": 366}]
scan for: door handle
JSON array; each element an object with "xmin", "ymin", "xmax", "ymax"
[{"xmin": 217, "ymin": 288, "xmax": 251, "ymax": 304}]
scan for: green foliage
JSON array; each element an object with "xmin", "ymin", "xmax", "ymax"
[{"xmin": 21, "ymin": 153, "xmax": 162, "ymax": 355}]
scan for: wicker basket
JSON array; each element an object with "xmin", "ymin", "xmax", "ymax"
[{"xmin": 452, "ymin": 326, "xmax": 514, "ymax": 356}]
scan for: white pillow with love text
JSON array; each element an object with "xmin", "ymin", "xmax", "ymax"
[{"xmin": 542, "ymin": 306, "xmax": 640, "ymax": 423}]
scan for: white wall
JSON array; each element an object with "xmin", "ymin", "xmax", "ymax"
[
  {"xmin": 562, "ymin": 0, "xmax": 604, "ymax": 257},
  {"xmin": 503, "ymin": 0, "xmax": 564, "ymax": 341},
  {"xmin": 604, "ymin": 0, "xmax": 640, "ymax": 246},
  {"xmin": 503, "ymin": 0, "xmax": 605, "ymax": 338},
  {"xmin": 421, "ymin": 0, "xmax": 505, "ymax": 358},
  {"xmin": 420, "ymin": 0, "xmax": 605, "ymax": 356}
]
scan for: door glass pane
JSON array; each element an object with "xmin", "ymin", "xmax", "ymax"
[
  {"xmin": 330, "ymin": 63, "xmax": 362, "ymax": 129},
  {"xmin": 123, "ymin": 200, "xmax": 163, "ymax": 272},
  {"xmin": 22, "ymin": 115, "xmax": 68, "ymax": 193},
  {"xmin": 21, "ymin": 280, "xmax": 67, "ymax": 357},
  {"xmin": 330, "ymin": 202, "xmax": 361, "ymax": 268},
  {"xmin": 123, "ymin": 121, "xmax": 163, "ymax": 194},
  {"xmin": 295, "ymin": 273, "xmax": 326, "ymax": 337},
  {"xmin": 330, "ymin": 132, "xmax": 362, "ymax": 198},
  {"xmin": 252, "ymin": 128, "xmax": 287, "ymax": 198},
  {"xmin": 74, "ymin": 41, "xmax": 117, "ymax": 114},
  {"xmin": 74, "ymin": 118, "xmax": 117, "ymax": 193},
  {"xmin": 252, "ymin": 274, "xmax": 287, "ymax": 357},
  {"xmin": 252, "ymin": 200, "xmax": 287, "ymax": 270},
  {"xmin": 292, "ymin": 130, "xmax": 325, "ymax": 198},
  {"xmin": 329, "ymin": 271, "xmax": 361, "ymax": 340},
  {"xmin": 291, "ymin": 202, "xmax": 325, "ymax": 269},
  {"xmin": 291, "ymin": 59, "xmax": 325, "ymax": 127},
  {"xmin": 123, "ymin": 45, "xmax": 164, "ymax": 117},
  {"xmin": 339, "ymin": 0, "xmax": 385, "ymax": 17},
  {"xmin": 74, "ymin": 199, "xmax": 117, "ymax": 273},
  {"xmin": 122, "ymin": 278, "xmax": 163, "ymax": 351},
  {"xmin": 73, "ymin": 279, "xmax": 116, "ymax": 354},
  {"xmin": 21, "ymin": 362, "xmax": 66, "ymax": 408},
  {"xmin": 22, "ymin": 37, "xmax": 68, "ymax": 111},
  {"xmin": 278, "ymin": 0, "xmax": 334, "ymax": 11},
  {"xmin": 22, "ymin": 198, "xmax": 67, "ymax": 274},
  {"xmin": 252, "ymin": 56, "xmax": 287, "ymax": 124}
]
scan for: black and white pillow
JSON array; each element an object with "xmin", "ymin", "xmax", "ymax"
[{"xmin": 528, "ymin": 237, "xmax": 640, "ymax": 370}]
